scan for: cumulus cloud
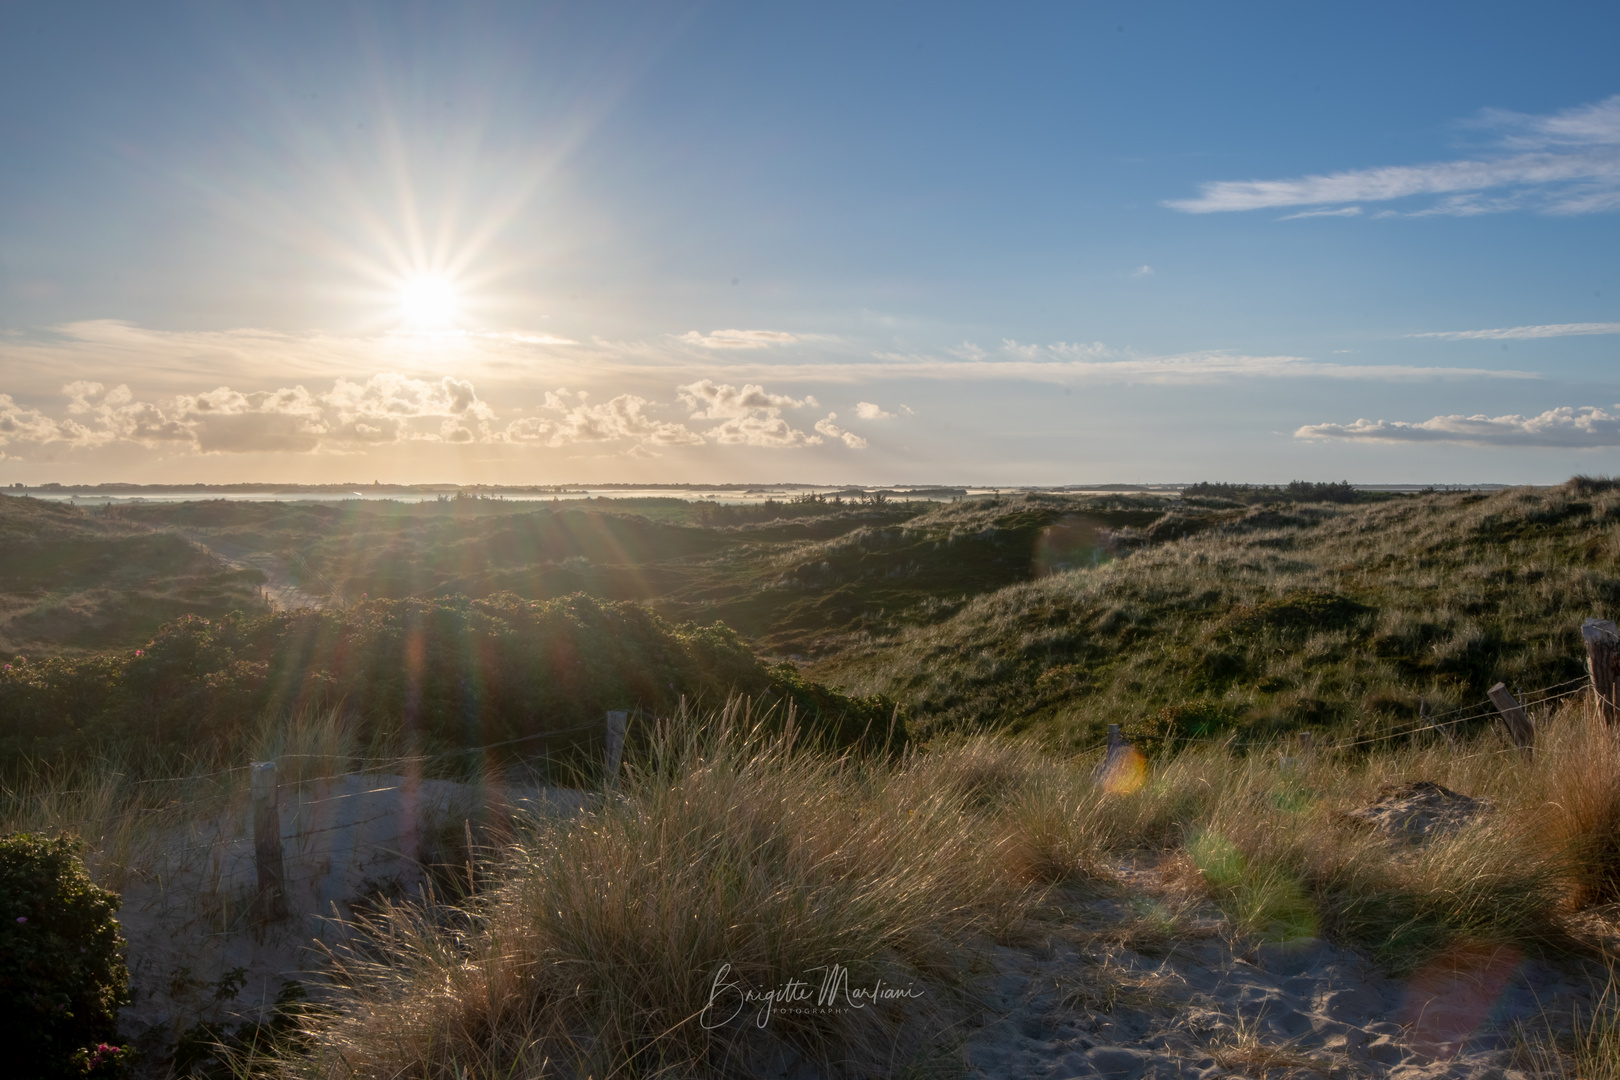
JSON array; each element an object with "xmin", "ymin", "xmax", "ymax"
[
  {"xmin": 814, "ymin": 414, "xmax": 868, "ymax": 449},
  {"xmin": 853, "ymin": 401, "xmax": 896, "ymax": 420},
  {"xmin": 0, "ymin": 369, "xmax": 860, "ymax": 460},
  {"xmin": 1410, "ymin": 321, "xmax": 1620, "ymax": 341},
  {"xmin": 1168, "ymin": 94, "xmax": 1620, "ymax": 217},
  {"xmin": 0, "ymin": 374, "xmax": 502, "ymax": 456},
  {"xmin": 677, "ymin": 380, "xmax": 811, "ymax": 418},
  {"xmin": 0, "ymin": 394, "xmax": 73, "ymax": 446},
  {"xmin": 707, "ymin": 415, "xmax": 821, "ymax": 447},
  {"xmin": 671, "ymin": 379, "xmax": 825, "ymax": 447},
  {"xmin": 1295, "ymin": 405, "xmax": 1620, "ymax": 447},
  {"xmin": 677, "ymin": 329, "xmax": 798, "ymax": 349},
  {"xmin": 500, "ymin": 390, "xmax": 703, "ymax": 450}
]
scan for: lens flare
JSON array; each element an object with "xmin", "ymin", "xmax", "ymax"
[
  {"xmin": 1098, "ymin": 744, "xmax": 1148, "ymax": 795},
  {"xmin": 1401, "ymin": 940, "xmax": 1521, "ymax": 1060}
]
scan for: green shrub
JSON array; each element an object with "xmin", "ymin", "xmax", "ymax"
[
  {"xmin": 1223, "ymin": 589, "xmax": 1374, "ymax": 635},
  {"xmin": 0, "ymin": 834, "xmax": 129, "ymax": 1078},
  {"xmin": 0, "ymin": 594, "xmax": 902, "ymax": 774},
  {"xmin": 1141, "ymin": 699, "xmax": 1240, "ymax": 755}
]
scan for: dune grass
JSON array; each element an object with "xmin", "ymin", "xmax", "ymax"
[
  {"xmin": 277, "ymin": 703, "xmax": 1032, "ymax": 1079},
  {"xmin": 821, "ymin": 479, "xmax": 1620, "ymax": 746},
  {"xmin": 174, "ymin": 693, "xmax": 1620, "ymax": 1077},
  {"xmin": 13, "ymin": 693, "xmax": 1620, "ymax": 1075}
]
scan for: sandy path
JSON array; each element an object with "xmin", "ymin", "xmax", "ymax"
[
  {"xmin": 958, "ymin": 860, "xmax": 1596, "ymax": 1079},
  {"xmin": 180, "ymin": 531, "xmax": 329, "ymax": 610}
]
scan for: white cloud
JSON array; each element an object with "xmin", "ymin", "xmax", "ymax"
[
  {"xmin": 814, "ymin": 413, "xmax": 868, "ymax": 449},
  {"xmin": 1410, "ymin": 321, "xmax": 1620, "ymax": 341},
  {"xmin": 854, "ymin": 401, "xmax": 895, "ymax": 420},
  {"xmin": 0, "ymin": 394, "xmax": 74, "ymax": 446},
  {"xmin": 707, "ymin": 415, "xmax": 821, "ymax": 448},
  {"xmin": 672, "ymin": 379, "xmax": 823, "ymax": 447},
  {"xmin": 1168, "ymin": 94, "xmax": 1620, "ymax": 217},
  {"xmin": 500, "ymin": 390, "xmax": 703, "ymax": 450},
  {"xmin": 1278, "ymin": 206, "xmax": 1364, "ymax": 221},
  {"xmin": 1295, "ymin": 405, "xmax": 1620, "ymax": 447},
  {"xmin": 1131, "ymin": 265, "xmax": 1154, "ymax": 277},
  {"xmin": 677, "ymin": 380, "xmax": 811, "ymax": 419},
  {"xmin": 866, "ymin": 341, "xmax": 1534, "ymax": 385},
  {"xmin": 677, "ymin": 329, "xmax": 799, "ymax": 349},
  {"xmin": 0, "ymin": 373, "xmax": 503, "ymax": 456},
  {"xmin": 0, "ymin": 368, "xmax": 863, "ymax": 460}
]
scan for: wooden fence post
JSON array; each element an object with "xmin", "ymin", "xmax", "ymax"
[
  {"xmin": 604, "ymin": 710, "xmax": 628, "ymax": 783},
  {"xmin": 1487, "ymin": 683, "xmax": 1534, "ymax": 753},
  {"xmin": 251, "ymin": 761, "xmax": 288, "ymax": 920},
  {"xmin": 1584, "ymin": 618, "xmax": 1619, "ymax": 725}
]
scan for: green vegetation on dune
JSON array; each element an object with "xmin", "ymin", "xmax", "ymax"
[
  {"xmin": 0, "ymin": 494, "xmax": 267, "ymax": 656},
  {"xmin": 818, "ymin": 480, "xmax": 1620, "ymax": 747},
  {"xmin": 0, "ymin": 593, "xmax": 899, "ymax": 773},
  {"xmin": 108, "ymin": 491, "xmax": 1173, "ymax": 657},
  {"xmin": 10, "ymin": 481, "xmax": 1619, "ymax": 758}
]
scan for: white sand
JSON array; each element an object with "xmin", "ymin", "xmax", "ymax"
[
  {"xmin": 959, "ymin": 859, "xmax": 1598, "ymax": 1080},
  {"xmin": 113, "ymin": 772, "xmax": 591, "ymax": 1044}
]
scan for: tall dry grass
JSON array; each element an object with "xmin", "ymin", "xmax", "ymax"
[
  {"xmin": 282, "ymin": 702, "xmax": 1035, "ymax": 1078},
  {"xmin": 12, "ymin": 694, "xmax": 1620, "ymax": 1075},
  {"xmin": 247, "ymin": 696, "xmax": 1620, "ymax": 1078}
]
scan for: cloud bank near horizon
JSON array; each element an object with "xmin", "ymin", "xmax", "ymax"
[
  {"xmin": 1296, "ymin": 405, "xmax": 1620, "ymax": 447},
  {"xmin": 0, "ymin": 374, "xmax": 879, "ymax": 461}
]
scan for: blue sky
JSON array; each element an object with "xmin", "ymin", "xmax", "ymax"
[{"xmin": 1, "ymin": 1, "xmax": 1617, "ymax": 484}]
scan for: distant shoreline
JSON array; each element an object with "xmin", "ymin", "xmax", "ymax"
[{"xmin": 3, "ymin": 481, "xmax": 1510, "ymax": 496}]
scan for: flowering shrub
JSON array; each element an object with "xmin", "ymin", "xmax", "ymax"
[{"xmin": 0, "ymin": 835, "xmax": 129, "ymax": 1078}]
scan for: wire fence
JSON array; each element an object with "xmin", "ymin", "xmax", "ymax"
[
  {"xmin": 1088, "ymin": 671, "xmax": 1602, "ymax": 757},
  {"xmin": 6, "ymin": 667, "xmax": 1609, "ymax": 855}
]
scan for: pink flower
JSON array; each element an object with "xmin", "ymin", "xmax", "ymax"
[{"xmin": 134, "ymin": 650, "xmax": 143, "ymax": 657}]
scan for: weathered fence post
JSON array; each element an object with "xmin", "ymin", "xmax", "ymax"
[
  {"xmin": 1584, "ymin": 618, "xmax": 1619, "ymax": 725},
  {"xmin": 251, "ymin": 761, "xmax": 288, "ymax": 920},
  {"xmin": 604, "ymin": 710, "xmax": 628, "ymax": 783},
  {"xmin": 1487, "ymin": 683, "xmax": 1534, "ymax": 753}
]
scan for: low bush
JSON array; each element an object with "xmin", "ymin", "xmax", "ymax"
[
  {"xmin": 0, "ymin": 834, "xmax": 129, "ymax": 1079},
  {"xmin": 0, "ymin": 593, "xmax": 902, "ymax": 774}
]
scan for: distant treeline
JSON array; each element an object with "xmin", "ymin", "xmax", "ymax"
[
  {"xmin": 0, "ymin": 594, "xmax": 900, "ymax": 772},
  {"xmin": 1182, "ymin": 481, "xmax": 1370, "ymax": 505},
  {"xmin": 695, "ymin": 490, "xmax": 920, "ymax": 525}
]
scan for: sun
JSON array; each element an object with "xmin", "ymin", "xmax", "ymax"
[{"xmin": 396, "ymin": 274, "xmax": 461, "ymax": 330}]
